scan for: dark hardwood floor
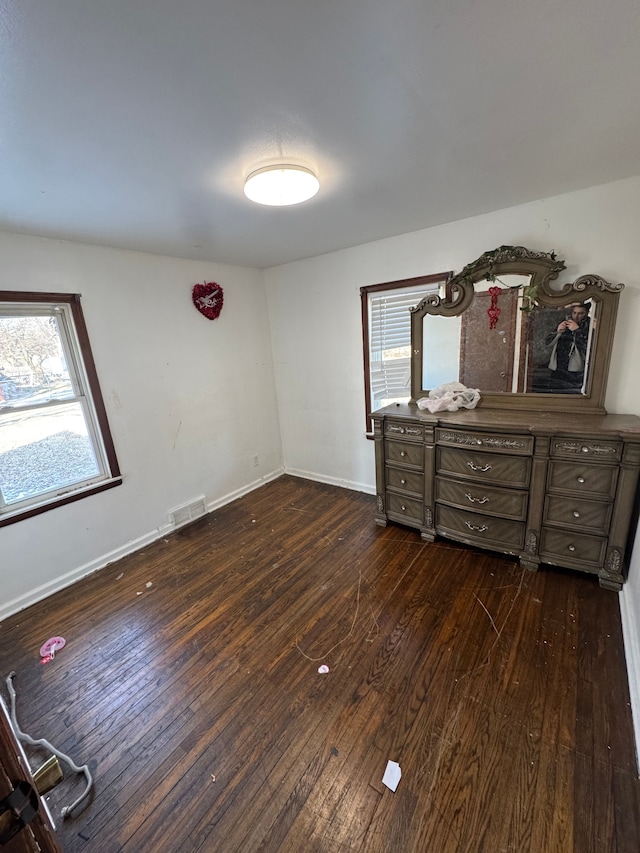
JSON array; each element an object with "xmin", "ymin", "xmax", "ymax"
[{"xmin": 1, "ymin": 475, "xmax": 639, "ymax": 852}]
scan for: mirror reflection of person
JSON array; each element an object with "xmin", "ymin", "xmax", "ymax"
[{"xmin": 546, "ymin": 303, "xmax": 590, "ymax": 390}]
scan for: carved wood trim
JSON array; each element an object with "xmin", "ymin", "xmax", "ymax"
[
  {"xmin": 525, "ymin": 530, "xmax": 539, "ymax": 554},
  {"xmin": 439, "ymin": 432, "xmax": 528, "ymax": 450},
  {"xmin": 553, "ymin": 441, "xmax": 618, "ymax": 457}
]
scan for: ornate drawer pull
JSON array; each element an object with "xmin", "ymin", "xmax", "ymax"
[
  {"xmin": 581, "ymin": 446, "xmax": 589, "ymax": 453},
  {"xmin": 568, "ymin": 544, "xmax": 576, "ymax": 552},
  {"xmin": 401, "ymin": 505, "xmax": 406, "ymax": 511},
  {"xmin": 467, "ymin": 461, "xmax": 492, "ymax": 472},
  {"xmin": 400, "ymin": 451, "xmax": 406, "ymax": 457},
  {"xmin": 400, "ymin": 478, "xmax": 406, "ymax": 484},
  {"xmin": 572, "ymin": 511, "xmax": 580, "ymax": 518},
  {"xmin": 577, "ymin": 477, "xmax": 585, "ymax": 484},
  {"xmin": 465, "ymin": 521, "xmax": 488, "ymax": 533},
  {"xmin": 465, "ymin": 493, "xmax": 489, "ymax": 504}
]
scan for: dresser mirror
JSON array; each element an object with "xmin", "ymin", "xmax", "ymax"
[{"xmin": 410, "ymin": 246, "xmax": 624, "ymax": 414}]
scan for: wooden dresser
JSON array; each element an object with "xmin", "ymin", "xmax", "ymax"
[{"xmin": 372, "ymin": 404, "xmax": 640, "ymax": 589}]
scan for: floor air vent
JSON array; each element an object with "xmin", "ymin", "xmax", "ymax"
[{"xmin": 168, "ymin": 496, "xmax": 207, "ymax": 528}]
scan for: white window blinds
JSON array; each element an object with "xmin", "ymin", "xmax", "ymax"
[{"xmin": 368, "ymin": 284, "xmax": 439, "ymax": 409}]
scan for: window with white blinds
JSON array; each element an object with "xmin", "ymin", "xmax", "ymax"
[
  {"xmin": 361, "ymin": 272, "xmax": 451, "ymax": 435},
  {"xmin": 368, "ymin": 284, "xmax": 440, "ymax": 408}
]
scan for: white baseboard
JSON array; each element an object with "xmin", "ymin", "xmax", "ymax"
[
  {"xmin": 204, "ymin": 467, "xmax": 284, "ymax": 512},
  {"xmin": 0, "ymin": 467, "xmax": 284, "ymax": 623},
  {"xmin": 620, "ymin": 587, "xmax": 640, "ymax": 777},
  {"xmin": 284, "ymin": 465, "xmax": 376, "ymax": 495},
  {"xmin": 0, "ymin": 527, "xmax": 169, "ymax": 623}
]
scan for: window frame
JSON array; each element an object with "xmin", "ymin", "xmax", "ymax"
[
  {"xmin": 361, "ymin": 272, "xmax": 453, "ymax": 437},
  {"xmin": 0, "ymin": 290, "xmax": 121, "ymax": 527}
]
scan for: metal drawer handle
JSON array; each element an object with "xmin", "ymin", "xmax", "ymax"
[
  {"xmin": 401, "ymin": 505, "xmax": 406, "ymax": 511},
  {"xmin": 467, "ymin": 461, "xmax": 492, "ymax": 472},
  {"xmin": 568, "ymin": 544, "xmax": 576, "ymax": 552},
  {"xmin": 465, "ymin": 521, "xmax": 488, "ymax": 533},
  {"xmin": 465, "ymin": 493, "xmax": 489, "ymax": 504},
  {"xmin": 581, "ymin": 446, "xmax": 589, "ymax": 453},
  {"xmin": 572, "ymin": 511, "xmax": 580, "ymax": 518},
  {"xmin": 400, "ymin": 451, "xmax": 406, "ymax": 457},
  {"xmin": 400, "ymin": 478, "xmax": 406, "ymax": 485},
  {"xmin": 577, "ymin": 477, "xmax": 585, "ymax": 484}
]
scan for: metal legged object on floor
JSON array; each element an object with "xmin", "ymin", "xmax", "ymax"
[{"xmin": 5, "ymin": 672, "xmax": 94, "ymax": 818}]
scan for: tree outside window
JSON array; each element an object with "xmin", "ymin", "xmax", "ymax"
[{"xmin": 0, "ymin": 292, "xmax": 121, "ymax": 525}]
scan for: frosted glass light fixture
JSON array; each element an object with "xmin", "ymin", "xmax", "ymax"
[{"xmin": 244, "ymin": 165, "xmax": 319, "ymax": 206}]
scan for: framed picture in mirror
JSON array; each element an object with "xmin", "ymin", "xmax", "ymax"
[{"xmin": 410, "ymin": 246, "xmax": 623, "ymax": 414}]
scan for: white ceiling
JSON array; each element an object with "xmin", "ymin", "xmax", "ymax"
[{"xmin": 1, "ymin": 0, "xmax": 640, "ymax": 269}]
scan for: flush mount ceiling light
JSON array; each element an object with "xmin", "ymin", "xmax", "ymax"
[{"xmin": 244, "ymin": 165, "xmax": 319, "ymax": 206}]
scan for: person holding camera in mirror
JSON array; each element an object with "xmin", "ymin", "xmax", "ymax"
[{"xmin": 546, "ymin": 302, "xmax": 591, "ymax": 391}]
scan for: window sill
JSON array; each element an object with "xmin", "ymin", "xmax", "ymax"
[{"xmin": 0, "ymin": 477, "xmax": 123, "ymax": 527}]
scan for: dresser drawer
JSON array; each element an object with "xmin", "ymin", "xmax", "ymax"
[
  {"xmin": 385, "ymin": 438, "xmax": 424, "ymax": 467},
  {"xmin": 436, "ymin": 428, "xmax": 533, "ymax": 455},
  {"xmin": 550, "ymin": 437, "xmax": 622, "ymax": 462},
  {"xmin": 436, "ymin": 505, "xmax": 524, "ymax": 550},
  {"xmin": 387, "ymin": 493, "xmax": 424, "ymax": 525},
  {"xmin": 540, "ymin": 528, "xmax": 607, "ymax": 570},
  {"xmin": 385, "ymin": 420, "xmax": 424, "ymax": 439},
  {"xmin": 386, "ymin": 466, "xmax": 424, "ymax": 495},
  {"xmin": 547, "ymin": 460, "xmax": 618, "ymax": 500},
  {"xmin": 435, "ymin": 476, "xmax": 527, "ymax": 521},
  {"xmin": 437, "ymin": 446, "xmax": 531, "ymax": 488},
  {"xmin": 543, "ymin": 495, "xmax": 612, "ymax": 535}
]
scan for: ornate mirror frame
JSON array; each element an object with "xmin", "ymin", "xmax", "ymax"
[{"xmin": 410, "ymin": 245, "xmax": 624, "ymax": 415}]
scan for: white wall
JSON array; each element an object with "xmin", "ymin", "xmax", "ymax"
[
  {"xmin": 264, "ymin": 174, "xmax": 640, "ymax": 762},
  {"xmin": 265, "ymin": 175, "xmax": 640, "ymax": 479},
  {"xmin": 2, "ymin": 177, "xmax": 640, "ymax": 759},
  {"xmin": 0, "ymin": 233, "xmax": 283, "ymax": 619}
]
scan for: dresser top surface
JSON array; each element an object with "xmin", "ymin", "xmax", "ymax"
[{"xmin": 372, "ymin": 403, "xmax": 640, "ymax": 438}]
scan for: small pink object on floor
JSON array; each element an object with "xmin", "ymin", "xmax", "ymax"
[{"xmin": 40, "ymin": 636, "xmax": 66, "ymax": 663}]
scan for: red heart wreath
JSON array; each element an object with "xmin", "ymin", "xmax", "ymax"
[{"xmin": 192, "ymin": 282, "xmax": 224, "ymax": 320}]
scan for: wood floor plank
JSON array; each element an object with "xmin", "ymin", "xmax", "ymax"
[{"xmin": 1, "ymin": 475, "xmax": 638, "ymax": 852}]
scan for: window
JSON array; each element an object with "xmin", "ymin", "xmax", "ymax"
[
  {"xmin": 0, "ymin": 292, "xmax": 121, "ymax": 526},
  {"xmin": 361, "ymin": 272, "xmax": 452, "ymax": 435}
]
